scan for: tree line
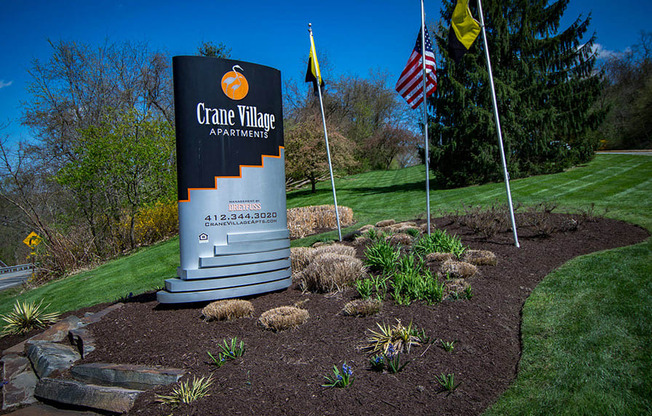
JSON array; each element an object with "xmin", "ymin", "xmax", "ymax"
[{"xmin": 1, "ymin": 2, "xmax": 650, "ymax": 278}]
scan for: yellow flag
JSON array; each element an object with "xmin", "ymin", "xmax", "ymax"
[{"xmin": 448, "ymin": 0, "xmax": 481, "ymax": 63}]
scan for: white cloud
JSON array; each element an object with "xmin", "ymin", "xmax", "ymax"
[
  {"xmin": 0, "ymin": 80, "xmax": 13, "ymax": 89},
  {"xmin": 591, "ymin": 43, "xmax": 631, "ymax": 60}
]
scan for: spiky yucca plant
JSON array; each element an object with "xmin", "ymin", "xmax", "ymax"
[
  {"xmin": 156, "ymin": 375, "xmax": 213, "ymax": 407},
  {"xmin": 1, "ymin": 299, "xmax": 60, "ymax": 336},
  {"xmin": 366, "ymin": 319, "xmax": 421, "ymax": 355}
]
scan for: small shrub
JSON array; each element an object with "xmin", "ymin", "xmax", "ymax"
[
  {"xmin": 201, "ymin": 299, "xmax": 254, "ymax": 321},
  {"xmin": 156, "ymin": 375, "xmax": 213, "ymax": 407},
  {"xmin": 462, "ymin": 250, "xmax": 497, "ymax": 266},
  {"xmin": 440, "ymin": 260, "xmax": 478, "ymax": 279},
  {"xmin": 341, "ymin": 299, "xmax": 382, "ymax": 317},
  {"xmin": 457, "ymin": 203, "xmax": 509, "ymax": 238},
  {"xmin": 299, "ymin": 253, "xmax": 366, "ymax": 293},
  {"xmin": 259, "ymin": 306, "xmax": 309, "ymax": 331},
  {"xmin": 1, "ymin": 300, "xmax": 60, "ymax": 336}
]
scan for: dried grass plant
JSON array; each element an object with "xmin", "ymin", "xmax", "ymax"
[
  {"xmin": 341, "ymin": 299, "xmax": 382, "ymax": 317},
  {"xmin": 313, "ymin": 243, "xmax": 356, "ymax": 257},
  {"xmin": 299, "ymin": 253, "xmax": 366, "ymax": 293},
  {"xmin": 426, "ymin": 252, "xmax": 455, "ymax": 263},
  {"xmin": 462, "ymin": 250, "xmax": 498, "ymax": 266},
  {"xmin": 440, "ymin": 260, "xmax": 478, "ymax": 279},
  {"xmin": 387, "ymin": 233, "xmax": 413, "ymax": 248},
  {"xmin": 444, "ymin": 278, "xmax": 471, "ymax": 299},
  {"xmin": 287, "ymin": 205, "xmax": 354, "ymax": 238},
  {"xmin": 259, "ymin": 306, "xmax": 309, "ymax": 331},
  {"xmin": 202, "ymin": 299, "xmax": 254, "ymax": 321},
  {"xmin": 375, "ymin": 219, "xmax": 396, "ymax": 228},
  {"xmin": 290, "ymin": 247, "xmax": 315, "ymax": 274}
]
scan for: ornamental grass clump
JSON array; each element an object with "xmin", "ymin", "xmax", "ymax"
[
  {"xmin": 462, "ymin": 249, "xmax": 497, "ymax": 266},
  {"xmin": 156, "ymin": 375, "xmax": 213, "ymax": 407},
  {"xmin": 1, "ymin": 299, "xmax": 60, "ymax": 336},
  {"xmin": 440, "ymin": 260, "xmax": 478, "ymax": 279},
  {"xmin": 259, "ymin": 306, "xmax": 309, "ymax": 331},
  {"xmin": 313, "ymin": 243, "xmax": 356, "ymax": 258},
  {"xmin": 201, "ymin": 299, "xmax": 254, "ymax": 321},
  {"xmin": 366, "ymin": 320, "xmax": 421, "ymax": 355},
  {"xmin": 341, "ymin": 299, "xmax": 382, "ymax": 317},
  {"xmin": 299, "ymin": 253, "xmax": 366, "ymax": 293},
  {"xmin": 290, "ymin": 247, "xmax": 314, "ymax": 274}
]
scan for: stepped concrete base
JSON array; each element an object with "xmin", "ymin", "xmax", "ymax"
[{"xmin": 34, "ymin": 378, "xmax": 141, "ymax": 414}]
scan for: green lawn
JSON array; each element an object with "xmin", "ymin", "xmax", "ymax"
[{"xmin": 1, "ymin": 154, "xmax": 650, "ymax": 414}]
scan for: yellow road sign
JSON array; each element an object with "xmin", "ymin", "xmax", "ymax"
[{"xmin": 23, "ymin": 231, "xmax": 42, "ymax": 249}]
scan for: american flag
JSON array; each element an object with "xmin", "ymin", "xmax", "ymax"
[{"xmin": 395, "ymin": 27, "xmax": 437, "ymax": 109}]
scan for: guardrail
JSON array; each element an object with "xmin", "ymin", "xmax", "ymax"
[{"xmin": 0, "ymin": 264, "xmax": 34, "ymax": 274}]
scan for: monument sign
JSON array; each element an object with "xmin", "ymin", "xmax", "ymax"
[{"xmin": 157, "ymin": 56, "xmax": 291, "ymax": 303}]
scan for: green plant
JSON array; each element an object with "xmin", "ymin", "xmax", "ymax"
[
  {"xmin": 405, "ymin": 228, "xmax": 421, "ymax": 238},
  {"xmin": 207, "ymin": 351, "xmax": 227, "ymax": 368},
  {"xmin": 322, "ymin": 363, "xmax": 354, "ymax": 388},
  {"xmin": 355, "ymin": 278, "xmax": 374, "ymax": 299},
  {"xmin": 439, "ymin": 339, "xmax": 457, "ymax": 352},
  {"xmin": 384, "ymin": 344, "xmax": 410, "ymax": 374},
  {"xmin": 218, "ymin": 337, "xmax": 245, "ymax": 359},
  {"xmin": 369, "ymin": 354, "xmax": 385, "ymax": 372},
  {"xmin": 366, "ymin": 320, "xmax": 421, "ymax": 355},
  {"xmin": 437, "ymin": 373, "xmax": 461, "ymax": 395},
  {"xmin": 1, "ymin": 299, "xmax": 60, "ymax": 336},
  {"xmin": 364, "ymin": 238, "xmax": 400, "ymax": 274},
  {"xmin": 392, "ymin": 268, "xmax": 445, "ymax": 305},
  {"xmin": 156, "ymin": 375, "xmax": 213, "ymax": 407},
  {"xmin": 413, "ymin": 230, "xmax": 466, "ymax": 258}
]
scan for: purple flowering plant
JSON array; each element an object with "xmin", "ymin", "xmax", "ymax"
[{"xmin": 323, "ymin": 362, "xmax": 354, "ymax": 388}]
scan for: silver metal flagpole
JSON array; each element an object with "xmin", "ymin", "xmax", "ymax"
[
  {"xmin": 309, "ymin": 23, "xmax": 342, "ymax": 241},
  {"xmin": 476, "ymin": 0, "xmax": 520, "ymax": 247},
  {"xmin": 421, "ymin": 0, "xmax": 431, "ymax": 235}
]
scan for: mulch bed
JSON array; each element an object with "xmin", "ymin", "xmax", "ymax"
[{"xmin": 2, "ymin": 214, "xmax": 649, "ymax": 415}]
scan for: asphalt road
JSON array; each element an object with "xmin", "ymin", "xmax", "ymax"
[{"xmin": 0, "ymin": 269, "xmax": 32, "ymax": 292}]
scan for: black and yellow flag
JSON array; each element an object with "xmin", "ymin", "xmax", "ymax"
[
  {"xmin": 448, "ymin": 0, "xmax": 481, "ymax": 63},
  {"xmin": 305, "ymin": 33, "xmax": 325, "ymax": 94}
]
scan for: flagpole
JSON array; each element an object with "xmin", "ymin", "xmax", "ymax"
[
  {"xmin": 420, "ymin": 0, "xmax": 431, "ymax": 235},
  {"xmin": 475, "ymin": 0, "xmax": 520, "ymax": 248},
  {"xmin": 309, "ymin": 23, "xmax": 342, "ymax": 241}
]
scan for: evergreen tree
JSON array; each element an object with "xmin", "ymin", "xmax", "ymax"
[{"xmin": 430, "ymin": 0, "xmax": 604, "ymax": 188}]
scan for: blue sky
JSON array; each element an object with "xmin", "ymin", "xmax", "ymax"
[{"xmin": 1, "ymin": 0, "xmax": 650, "ymax": 145}]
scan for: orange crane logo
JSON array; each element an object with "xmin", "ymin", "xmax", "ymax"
[{"xmin": 221, "ymin": 65, "xmax": 249, "ymax": 100}]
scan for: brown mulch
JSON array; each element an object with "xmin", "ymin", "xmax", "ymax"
[{"xmin": 2, "ymin": 214, "xmax": 649, "ymax": 415}]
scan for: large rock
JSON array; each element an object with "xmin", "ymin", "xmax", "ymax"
[
  {"xmin": 34, "ymin": 378, "xmax": 141, "ymax": 414},
  {"xmin": 27, "ymin": 343, "xmax": 81, "ymax": 378},
  {"xmin": 68, "ymin": 328, "xmax": 95, "ymax": 359},
  {"xmin": 26, "ymin": 316, "xmax": 83, "ymax": 345},
  {"xmin": 71, "ymin": 363, "xmax": 184, "ymax": 390},
  {"xmin": 2, "ymin": 355, "xmax": 38, "ymax": 410}
]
